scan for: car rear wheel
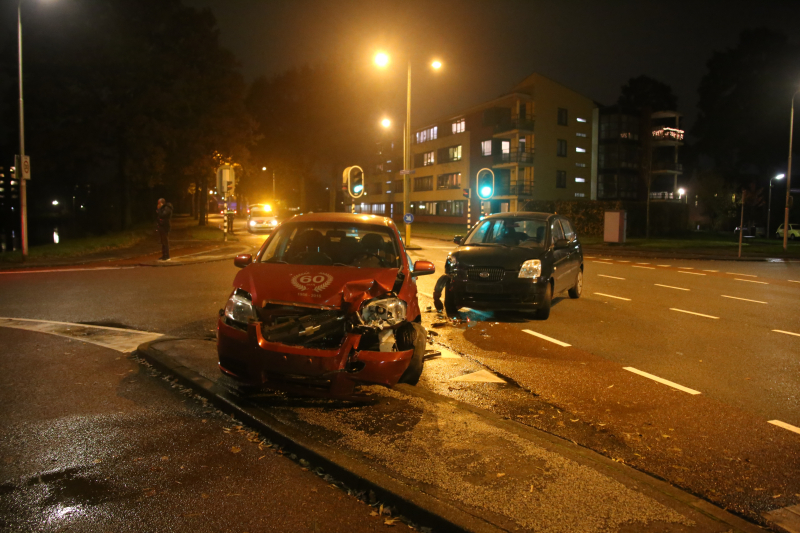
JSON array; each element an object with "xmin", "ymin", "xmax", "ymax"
[
  {"xmin": 536, "ymin": 283, "xmax": 552, "ymax": 320},
  {"xmin": 568, "ymin": 269, "xmax": 583, "ymax": 299},
  {"xmin": 398, "ymin": 322, "xmax": 427, "ymax": 385}
]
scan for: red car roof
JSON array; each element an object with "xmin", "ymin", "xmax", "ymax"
[{"xmin": 286, "ymin": 212, "xmax": 397, "ymax": 228}]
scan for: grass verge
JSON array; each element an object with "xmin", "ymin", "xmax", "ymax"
[{"xmin": 0, "ymin": 229, "xmax": 151, "ymax": 264}]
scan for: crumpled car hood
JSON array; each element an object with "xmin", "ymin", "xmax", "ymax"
[{"xmin": 234, "ymin": 263, "xmax": 400, "ymax": 311}]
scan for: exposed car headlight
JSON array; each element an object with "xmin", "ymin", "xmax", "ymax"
[
  {"xmin": 519, "ymin": 259, "xmax": 542, "ymax": 279},
  {"xmin": 249, "ymin": 220, "xmax": 256, "ymax": 227},
  {"xmin": 270, "ymin": 219, "xmax": 278, "ymax": 226},
  {"xmin": 361, "ymin": 297, "xmax": 407, "ymax": 328},
  {"xmin": 224, "ymin": 290, "xmax": 257, "ymax": 326},
  {"xmin": 445, "ymin": 254, "xmax": 457, "ymax": 274}
]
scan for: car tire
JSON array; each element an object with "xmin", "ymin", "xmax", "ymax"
[
  {"xmin": 568, "ymin": 269, "xmax": 583, "ymax": 299},
  {"xmin": 791, "ymin": 234, "xmax": 796, "ymax": 241},
  {"xmin": 536, "ymin": 282, "xmax": 552, "ymax": 320},
  {"xmin": 398, "ymin": 322, "xmax": 427, "ymax": 385},
  {"xmin": 444, "ymin": 284, "xmax": 460, "ymax": 317}
]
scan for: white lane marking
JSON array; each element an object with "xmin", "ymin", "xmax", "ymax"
[
  {"xmin": 0, "ymin": 266, "xmax": 136, "ymax": 275},
  {"xmin": 522, "ymin": 329, "xmax": 571, "ymax": 347},
  {"xmin": 635, "ymin": 262, "xmax": 650, "ymax": 265},
  {"xmin": 669, "ymin": 308, "xmax": 719, "ymax": 319},
  {"xmin": 598, "ymin": 274, "xmax": 625, "ymax": 280},
  {"xmin": 0, "ymin": 317, "xmax": 162, "ymax": 353},
  {"xmin": 450, "ymin": 369, "xmax": 506, "ymax": 383},
  {"xmin": 616, "ymin": 260, "xmax": 630, "ymax": 263},
  {"xmin": 726, "ymin": 272, "xmax": 757, "ymax": 277},
  {"xmin": 585, "ymin": 256, "xmax": 596, "ymax": 259},
  {"xmin": 594, "ymin": 292, "xmax": 630, "ymax": 301},
  {"xmin": 632, "ymin": 265, "xmax": 655, "ymax": 270},
  {"xmin": 678, "ymin": 267, "xmax": 694, "ymax": 269},
  {"xmin": 679, "ymin": 271, "xmax": 706, "ymax": 276},
  {"xmin": 773, "ymin": 330, "xmax": 800, "ymax": 338},
  {"xmin": 655, "ymin": 284, "xmax": 690, "ymax": 291},
  {"xmin": 721, "ymin": 295, "xmax": 767, "ymax": 304},
  {"xmin": 789, "ymin": 280, "xmax": 800, "ymax": 284},
  {"xmin": 768, "ymin": 420, "xmax": 800, "ymax": 435},
  {"xmin": 657, "ymin": 264, "xmax": 671, "ymax": 267},
  {"xmin": 593, "ymin": 261, "xmax": 613, "ymax": 265},
  {"xmin": 623, "ymin": 367, "xmax": 701, "ymax": 395},
  {"xmin": 735, "ymin": 278, "xmax": 768, "ymax": 285},
  {"xmin": 703, "ymin": 269, "xmax": 719, "ymax": 272}
]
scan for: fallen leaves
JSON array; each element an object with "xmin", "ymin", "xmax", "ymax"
[
  {"xmin": 230, "ymin": 446, "xmax": 242, "ymax": 454},
  {"xmin": 496, "ymin": 473, "xmax": 505, "ymax": 478}
]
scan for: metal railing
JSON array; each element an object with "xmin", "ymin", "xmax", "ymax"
[
  {"xmin": 492, "ymin": 150, "xmax": 534, "ymax": 165},
  {"xmin": 652, "ymin": 161, "xmax": 683, "ymax": 172},
  {"xmin": 494, "ymin": 116, "xmax": 535, "ymax": 134}
]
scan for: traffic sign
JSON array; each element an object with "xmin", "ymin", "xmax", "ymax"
[
  {"xmin": 21, "ymin": 156, "xmax": 30, "ymax": 180},
  {"xmin": 403, "ymin": 213, "xmax": 414, "ymax": 224}
]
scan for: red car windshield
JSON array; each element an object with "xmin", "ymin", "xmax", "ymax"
[{"xmin": 259, "ymin": 222, "xmax": 401, "ymax": 268}]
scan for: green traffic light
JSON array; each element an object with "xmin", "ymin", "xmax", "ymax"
[{"xmin": 480, "ymin": 185, "xmax": 492, "ymax": 198}]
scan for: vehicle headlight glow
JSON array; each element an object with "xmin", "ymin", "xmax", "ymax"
[
  {"xmin": 361, "ymin": 297, "xmax": 407, "ymax": 328},
  {"xmin": 249, "ymin": 220, "xmax": 256, "ymax": 226},
  {"xmin": 270, "ymin": 219, "xmax": 278, "ymax": 226},
  {"xmin": 519, "ymin": 259, "xmax": 542, "ymax": 279},
  {"xmin": 224, "ymin": 290, "xmax": 257, "ymax": 326}
]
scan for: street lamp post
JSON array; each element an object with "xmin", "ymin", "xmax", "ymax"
[
  {"xmin": 768, "ymin": 173, "xmax": 784, "ymax": 239},
  {"xmin": 375, "ymin": 52, "xmax": 441, "ymax": 248},
  {"xmin": 17, "ymin": 1, "xmax": 28, "ymax": 258},
  {"xmin": 784, "ymin": 90, "xmax": 799, "ymax": 251}
]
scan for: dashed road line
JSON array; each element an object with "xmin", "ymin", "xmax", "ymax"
[
  {"xmin": 678, "ymin": 267, "xmax": 694, "ymax": 269},
  {"xmin": 670, "ymin": 308, "xmax": 719, "ymax": 319},
  {"xmin": 632, "ymin": 265, "xmax": 655, "ymax": 270},
  {"xmin": 657, "ymin": 264, "xmax": 671, "ymax": 267},
  {"xmin": 593, "ymin": 261, "xmax": 614, "ymax": 265},
  {"xmin": 655, "ymin": 284, "xmax": 690, "ymax": 291},
  {"xmin": 616, "ymin": 260, "xmax": 630, "ymax": 263},
  {"xmin": 726, "ymin": 272, "xmax": 757, "ymax": 277},
  {"xmin": 789, "ymin": 280, "xmax": 800, "ymax": 284},
  {"xmin": 598, "ymin": 274, "xmax": 625, "ymax": 280},
  {"xmin": 635, "ymin": 262, "xmax": 650, "ymax": 265},
  {"xmin": 773, "ymin": 330, "xmax": 800, "ymax": 338},
  {"xmin": 735, "ymin": 278, "xmax": 768, "ymax": 285},
  {"xmin": 0, "ymin": 266, "xmax": 136, "ymax": 275},
  {"xmin": 703, "ymin": 269, "xmax": 719, "ymax": 272},
  {"xmin": 522, "ymin": 329, "xmax": 571, "ymax": 347},
  {"xmin": 623, "ymin": 367, "xmax": 701, "ymax": 395},
  {"xmin": 768, "ymin": 420, "xmax": 800, "ymax": 435},
  {"xmin": 721, "ymin": 295, "xmax": 767, "ymax": 304},
  {"xmin": 678, "ymin": 271, "xmax": 706, "ymax": 276},
  {"xmin": 594, "ymin": 292, "xmax": 631, "ymax": 301}
]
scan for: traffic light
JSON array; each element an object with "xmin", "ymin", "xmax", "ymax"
[
  {"xmin": 476, "ymin": 168, "xmax": 495, "ymax": 200},
  {"xmin": 343, "ymin": 165, "xmax": 365, "ymax": 198}
]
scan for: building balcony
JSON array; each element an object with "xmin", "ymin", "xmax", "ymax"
[
  {"xmin": 652, "ymin": 127, "xmax": 684, "ymax": 145},
  {"xmin": 651, "ymin": 161, "xmax": 683, "ymax": 173},
  {"xmin": 493, "ymin": 182, "xmax": 533, "ymax": 197},
  {"xmin": 493, "ymin": 117, "xmax": 535, "ymax": 137},
  {"xmin": 492, "ymin": 150, "xmax": 535, "ymax": 168}
]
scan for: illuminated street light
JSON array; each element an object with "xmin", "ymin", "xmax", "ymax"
[
  {"xmin": 262, "ymin": 166, "xmax": 266, "ymax": 171},
  {"xmin": 374, "ymin": 52, "xmax": 389, "ymax": 68},
  {"xmin": 51, "ymin": 200, "xmax": 58, "ymax": 206},
  {"xmin": 381, "ymin": 118, "xmax": 391, "ymax": 128},
  {"xmin": 768, "ymin": 173, "xmax": 785, "ymax": 238},
  {"xmin": 431, "ymin": 60, "xmax": 442, "ymax": 69}
]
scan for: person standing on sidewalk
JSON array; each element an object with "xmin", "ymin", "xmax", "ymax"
[{"xmin": 156, "ymin": 198, "xmax": 173, "ymax": 261}]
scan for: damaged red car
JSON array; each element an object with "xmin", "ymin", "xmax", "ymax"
[{"xmin": 217, "ymin": 212, "xmax": 435, "ymax": 398}]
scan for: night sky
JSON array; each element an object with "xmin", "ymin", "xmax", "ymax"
[{"xmin": 184, "ymin": 0, "xmax": 800, "ymax": 131}]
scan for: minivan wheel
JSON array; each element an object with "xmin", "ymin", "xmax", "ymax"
[
  {"xmin": 444, "ymin": 284, "xmax": 460, "ymax": 317},
  {"xmin": 568, "ymin": 270, "xmax": 583, "ymax": 299},
  {"xmin": 536, "ymin": 283, "xmax": 552, "ymax": 320}
]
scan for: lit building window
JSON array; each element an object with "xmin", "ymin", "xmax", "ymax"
[
  {"xmin": 575, "ymin": 192, "xmax": 585, "ymax": 197},
  {"xmin": 575, "ymin": 177, "xmax": 585, "ymax": 183},
  {"xmin": 576, "ymin": 163, "xmax": 586, "ymax": 168},
  {"xmin": 575, "ymin": 147, "xmax": 586, "ymax": 153},
  {"xmin": 415, "ymin": 126, "xmax": 438, "ymax": 144},
  {"xmin": 502, "ymin": 140, "xmax": 510, "ymax": 154},
  {"xmin": 423, "ymin": 152, "xmax": 434, "ymax": 166},
  {"xmin": 576, "ymin": 132, "xmax": 587, "ymax": 137},
  {"xmin": 452, "ymin": 118, "xmax": 465, "ymax": 134},
  {"xmin": 481, "ymin": 140, "xmax": 492, "ymax": 156},
  {"xmin": 577, "ymin": 117, "xmax": 587, "ymax": 123},
  {"xmin": 448, "ymin": 145, "xmax": 462, "ymax": 161}
]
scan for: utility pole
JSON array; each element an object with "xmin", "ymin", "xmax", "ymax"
[
  {"xmin": 738, "ymin": 189, "xmax": 746, "ymax": 258},
  {"xmin": 17, "ymin": 2, "xmax": 28, "ymax": 258},
  {"xmin": 784, "ymin": 91, "xmax": 798, "ymax": 252}
]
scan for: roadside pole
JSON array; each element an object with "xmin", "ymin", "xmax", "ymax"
[
  {"xmin": 223, "ymin": 200, "xmax": 228, "ymax": 242},
  {"xmin": 738, "ymin": 189, "xmax": 745, "ymax": 258},
  {"xmin": 464, "ymin": 187, "xmax": 471, "ymax": 232}
]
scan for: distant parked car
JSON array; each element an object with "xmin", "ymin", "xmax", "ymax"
[
  {"xmin": 247, "ymin": 205, "xmax": 279, "ymax": 233},
  {"xmin": 734, "ymin": 225, "xmax": 764, "ymax": 237},
  {"xmin": 776, "ymin": 223, "xmax": 799, "ymax": 240}
]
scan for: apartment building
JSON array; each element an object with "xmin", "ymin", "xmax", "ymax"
[{"xmin": 354, "ymin": 73, "xmax": 598, "ymax": 224}]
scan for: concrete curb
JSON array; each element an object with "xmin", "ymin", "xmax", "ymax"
[
  {"xmin": 136, "ymin": 337, "xmax": 767, "ymax": 533},
  {"xmin": 136, "ymin": 338, "xmax": 504, "ymax": 533}
]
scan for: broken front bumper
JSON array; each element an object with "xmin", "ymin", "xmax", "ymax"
[{"xmin": 216, "ymin": 318, "xmax": 414, "ymax": 397}]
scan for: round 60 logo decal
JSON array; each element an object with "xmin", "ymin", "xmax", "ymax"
[{"xmin": 291, "ymin": 272, "xmax": 334, "ymax": 293}]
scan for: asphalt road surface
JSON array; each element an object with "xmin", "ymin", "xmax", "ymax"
[{"xmin": 1, "ymin": 226, "xmax": 798, "ymax": 528}]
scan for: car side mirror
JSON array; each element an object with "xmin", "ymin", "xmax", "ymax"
[
  {"xmin": 411, "ymin": 260, "xmax": 435, "ymax": 277},
  {"xmin": 453, "ymin": 235, "xmax": 463, "ymax": 244},
  {"xmin": 554, "ymin": 238, "xmax": 570, "ymax": 249},
  {"xmin": 233, "ymin": 253, "xmax": 252, "ymax": 268}
]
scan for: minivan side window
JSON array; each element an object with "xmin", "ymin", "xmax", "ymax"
[
  {"xmin": 560, "ymin": 218, "xmax": 575, "ymax": 240},
  {"xmin": 551, "ymin": 219, "xmax": 565, "ymax": 244}
]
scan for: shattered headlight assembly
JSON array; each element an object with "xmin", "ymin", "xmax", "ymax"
[
  {"xmin": 224, "ymin": 289, "xmax": 257, "ymax": 327},
  {"xmin": 445, "ymin": 254, "xmax": 457, "ymax": 274},
  {"xmin": 360, "ymin": 297, "xmax": 407, "ymax": 328},
  {"xmin": 518, "ymin": 259, "xmax": 542, "ymax": 280}
]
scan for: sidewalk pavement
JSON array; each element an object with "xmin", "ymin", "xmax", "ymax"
[{"xmin": 137, "ymin": 337, "xmax": 768, "ymax": 533}]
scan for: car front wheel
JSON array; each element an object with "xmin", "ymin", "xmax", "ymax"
[
  {"xmin": 568, "ymin": 269, "xmax": 583, "ymax": 299},
  {"xmin": 398, "ymin": 322, "xmax": 427, "ymax": 385},
  {"xmin": 536, "ymin": 282, "xmax": 552, "ymax": 320}
]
